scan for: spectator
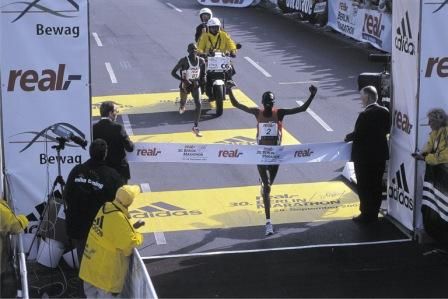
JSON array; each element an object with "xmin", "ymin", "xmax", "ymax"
[
  {"xmin": 413, "ymin": 108, "xmax": 448, "ymax": 246},
  {"xmin": 412, "ymin": 108, "xmax": 448, "ymax": 165},
  {"xmin": 79, "ymin": 185, "xmax": 144, "ymax": 298},
  {"xmin": 1, "ymin": 197, "xmax": 29, "ymax": 298},
  {"xmin": 64, "ymin": 139, "xmax": 123, "ymax": 260},
  {"xmin": 93, "ymin": 101, "xmax": 134, "ymax": 183},
  {"xmin": 345, "ymin": 86, "xmax": 390, "ymax": 224}
]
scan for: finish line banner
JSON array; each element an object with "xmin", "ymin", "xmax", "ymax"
[
  {"xmin": 197, "ymin": 0, "xmax": 256, "ymax": 7},
  {"xmin": 128, "ymin": 141, "xmax": 351, "ymax": 165}
]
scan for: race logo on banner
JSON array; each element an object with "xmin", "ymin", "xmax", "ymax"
[
  {"xmin": 0, "ymin": 0, "xmax": 91, "ymax": 217},
  {"xmin": 387, "ymin": 0, "xmax": 421, "ymax": 231},
  {"xmin": 361, "ymin": 8, "xmax": 392, "ymax": 51},
  {"xmin": 197, "ymin": 0, "xmax": 255, "ymax": 7}
]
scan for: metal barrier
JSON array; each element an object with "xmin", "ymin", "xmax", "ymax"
[{"xmin": 121, "ymin": 249, "xmax": 158, "ymax": 298}]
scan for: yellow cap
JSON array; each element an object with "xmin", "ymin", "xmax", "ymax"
[{"xmin": 115, "ymin": 185, "xmax": 141, "ymax": 207}]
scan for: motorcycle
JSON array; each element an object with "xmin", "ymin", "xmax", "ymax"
[{"xmin": 203, "ymin": 44, "xmax": 241, "ymax": 117}]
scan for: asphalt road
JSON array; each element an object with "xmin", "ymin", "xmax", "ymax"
[{"xmin": 84, "ymin": 1, "xmax": 448, "ymax": 298}]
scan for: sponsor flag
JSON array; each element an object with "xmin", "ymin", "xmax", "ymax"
[
  {"xmin": 387, "ymin": 0, "xmax": 420, "ymax": 231},
  {"xmin": 0, "ymin": 0, "xmax": 91, "ymax": 217}
]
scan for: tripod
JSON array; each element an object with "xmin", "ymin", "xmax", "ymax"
[{"xmin": 27, "ymin": 137, "xmax": 76, "ymax": 268}]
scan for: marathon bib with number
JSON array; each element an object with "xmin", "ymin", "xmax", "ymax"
[{"xmin": 258, "ymin": 122, "xmax": 278, "ymax": 138}]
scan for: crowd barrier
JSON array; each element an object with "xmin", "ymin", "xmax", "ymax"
[{"xmin": 122, "ymin": 249, "xmax": 158, "ymax": 299}]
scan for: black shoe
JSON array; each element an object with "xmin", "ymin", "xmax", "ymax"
[{"xmin": 352, "ymin": 214, "xmax": 378, "ymax": 224}]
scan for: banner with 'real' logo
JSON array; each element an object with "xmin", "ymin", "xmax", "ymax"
[
  {"xmin": 386, "ymin": 0, "xmax": 420, "ymax": 230},
  {"xmin": 416, "ymin": 1, "xmax": 448, "ymax": 229},
  {"xmin": 327, "ymin": 0, "xmax": 392, "ymax": 52},
  {"xmin": 197, "ymin": 0, "xmax": 255, "ymax": 7},
  {"xmin": 0, "ymin": 0, "xmax": 91, "ymax": 219}
]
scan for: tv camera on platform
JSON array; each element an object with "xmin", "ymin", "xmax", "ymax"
[
  {"xmin": 358, "ymin": 54, "xmax": 391, "ymax": 109},
  {"xmin": 51, "ymin": 124, "xmax": 88, "ymax": 149}
]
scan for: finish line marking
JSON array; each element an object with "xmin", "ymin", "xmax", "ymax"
[
  {"xmin": 279, "ymin": 81, "xmax": 319, "ymax": 85},
  {"xmin": 296, "ymin": 100, "xmax": 333, "ymax": 132},
  {"xmin": 140, "ymin": 183, "xmax": 167, "ymax": 245},
  {"xmin": 141, "ymin": 238, "xmax": 412, "ymax": 260},
  {"xmin": 166, "ymin": 2, "xmax": 182, "ymax": 12},
  {"xmin": 92, "ymin": 32, "xmax": 103, "ymax": 47},
  {"xmin": 244, "ymin": 56, "xmax": 272, "ymax": 78},
  {"xmin": 121, "ymin": 114, "xmax": 133, "ymax": 136},
  {"xmin": 105, "ymin": 62, "xmax": 117, "ymax": 84}
]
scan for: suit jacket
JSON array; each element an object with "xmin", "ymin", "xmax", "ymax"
[
  {"xmin": 346, "ymin": 103, "xmax": 390, "ymax": 163},
  {"xmin": 93, "ymin": 118, "xmax": 134, "ymax": 179}
]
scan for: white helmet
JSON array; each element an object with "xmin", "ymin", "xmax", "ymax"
[
  {"xmin": 199, "ymin": 8, "xmax": 213, "ymax": 18},
  {"xmin": 207, "ymin": 17, "xmax": 221, "ymax": 27}
]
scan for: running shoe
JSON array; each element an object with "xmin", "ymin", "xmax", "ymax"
[
  {"xmin": 265, "ymin": 222, "xmax": 274, "ymax": 236},
  {"xmin": 192, "ymin": 126, "xmax": 202, "ymax": 137},
  {"xmin": 179, "ymin": 106, "xmax": 186, "ymax": 114}
]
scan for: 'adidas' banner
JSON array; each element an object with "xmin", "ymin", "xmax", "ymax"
[
  {"xmin": 0, "ymin": 1, "xmax": 91, "ymax": 219},
  {"xmin": 327, "ymin": 0, "xmax": 392, "ymax": 52},
  {"xmin": 387, "ymin": 0, "xmax": 420, "ymax": 231},
  {"xmin": 127, "ymin": 141, "xmax": 351, "ymax": 165}
]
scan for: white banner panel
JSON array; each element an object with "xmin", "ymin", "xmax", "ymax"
[
  {"xmin": 418, "ymin": 1, "xmax": 448, "ymax": 147},
  {"xmin": 128, "ymin": 141, "xmax": 351, "ymax": 165},
  {"xmin": 197, "ymin": 0, "xmax": 255, "ymax": 7},
  {"xmin": 386, "ymin": 0, "xmax": 420, "ymax": 231},
  {"xmin": 416, "ymin": 1, "xmax": 448, "ymax": 229},
  {"xmin": 327, "ymin": 0, "xmax": 392, "ymax": 52},
  {"xmin": 0, "ymin": 0, "xmax": 91, "ymax": 218}
]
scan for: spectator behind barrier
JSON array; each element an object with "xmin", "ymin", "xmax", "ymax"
[
  {"xmin": 1, "ymin": 197, "xmax": 29, "ymax": 298},
  {"xmin": 79, "ymin": 185, "xmax": 144, "ymax": 298},
  {"xmin": 412, "ymin": 108, "xmax": 448, "ymax": 246}
]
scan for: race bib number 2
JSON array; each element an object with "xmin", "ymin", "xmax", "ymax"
[{"xmin": 259, "ymin": 123, "xmax": 278, "ymax": 137}]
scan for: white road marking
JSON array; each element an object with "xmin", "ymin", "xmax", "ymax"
[
  {"xmin": 140, "ymin": 183, "xmax": 167, "ymax": 246},
  {"xmin": 296, "ymin": 100, "xmax": 334, "ymax": 132},
  {"xmin": 244, "ymin": 56, "xmax": 272, "ymax": 78},
  {"xmin": 120, "ymin": 61, "xmax": 132, "ymax": 70},
  {"xmin": 279, "ymin": 81, "xmax": 319, "ymax": 85},
  {"xmin": 92, "ymin": 32, "xmax": 103, "ymax": 47},
  {"xmin": 121, "ymin": 114, "xmax": 133, "ymax": 136},
  {"xmin": 166, "ymin": 2, "xmax": 182, "ymax": 12},
  {"xmin": 105, "ymin": 62, "xmax": 117, "ymax": 84},
  {"xmin": 141, "ymin": 238, "xmax": 412, "ymax": 260},
  {"xmin": 170, "ymin": 88, "xmax": 179, "ymax": 91}
]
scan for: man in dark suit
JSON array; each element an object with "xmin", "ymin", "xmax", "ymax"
[
  {"xmin": 345, "ymin": 86, "xmax": 390, "ymax": 223},
  {"xmin": 93, "ymin": 102, "xmax": 134, "ymax": 183}
]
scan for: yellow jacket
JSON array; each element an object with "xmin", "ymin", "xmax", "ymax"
[
  {"xmin": 79, "ymin": 201, "xmax": 143, "ymax": 293},
  {"xmin": 0, "ymin": 199, "xmax": 28, "ymax": 233},
  {"xmin": 423, "ymin": 126, "xmax": 448, "ymax": 165},
  {"xmin": 197, "ymin": 30, "xmax": 237, "ymax": 54}
]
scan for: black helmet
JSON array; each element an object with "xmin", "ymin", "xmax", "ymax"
[{"xmin": 262, "ymin": 91, "xmax": 275, "ymax": 107}]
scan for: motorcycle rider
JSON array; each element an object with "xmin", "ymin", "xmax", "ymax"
[
  {"xmin": 197, "ymin": 17, "xmax": 237, "ymax": 57},
  {"xmin": 198, "ymin": 17, "xmax": 237, "ymax": 102},
  {"xmin": 227, "ymin": 81, "xmax": 318, "ymax": 236},
  {"xmin": 195, "ymin": 8, "xmax": 213, "ymax": 42},
  {"xmin": 171, "ymin": 43, "xmax": 206, "ymax": 137}
]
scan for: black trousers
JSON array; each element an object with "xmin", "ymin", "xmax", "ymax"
[{"xmin": 354, "ymin": 161, "xmax": 386, "ymax": 219}]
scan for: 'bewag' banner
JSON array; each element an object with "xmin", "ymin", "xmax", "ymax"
[
  {"xmin": 197, "ymin": 0, "xmax": 255, "ymax": 7},
  {"xmin": 128, "ymin": 141, "xmax": 351, "ymax": 165},
  {"xmin": 386, "ymin": 0, "xmax": 420, "ymax": 231},
  {"xmin": 0, "ymin": 0, "xmax": 91, "ymax": 220},
  {"xmin": 327, "ymin": 0, "xmax": 392, "ymax": 52}
]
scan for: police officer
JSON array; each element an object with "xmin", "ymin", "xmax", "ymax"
[
  {"xmin": 79, "ymin": 185, "xmax": 144, "ymax": 298},
  {"xmin": 228, "ymin": 81, "xmax": 317, "ymax": 236}
]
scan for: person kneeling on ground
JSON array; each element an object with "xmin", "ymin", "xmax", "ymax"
[{"xmin": 79, "ymin": 185, "xmax": 144, "ymax": 298}]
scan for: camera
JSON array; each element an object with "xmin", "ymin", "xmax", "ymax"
[
  {"xmin": 358, "ymin": 54, "xmax": 391, "ymax": 108},
  {"xmin": 51, "ymin": 124, "xmax": 88, "ymax": 149}
]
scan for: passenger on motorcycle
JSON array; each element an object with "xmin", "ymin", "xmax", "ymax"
[
  {"xmin": 228, "ymin": 81, "xmax": 318, "ymax": 236},
  {"xmin": 195, "ymin": 8, "xmax": 213, "ymax": 42},
  {"xmin": 171, "ymin": 43, "xmax": 206, "ymax": 137}
]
